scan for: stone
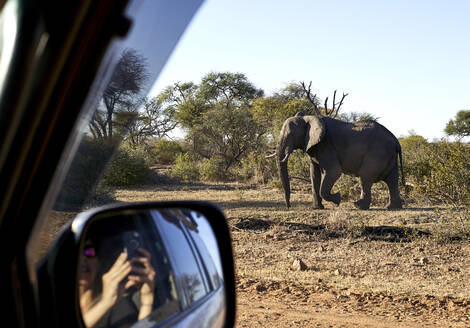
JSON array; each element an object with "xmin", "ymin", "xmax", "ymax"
[{"xmin": 292, "ymin": 258, "xmax": 308, "ymax": 271}]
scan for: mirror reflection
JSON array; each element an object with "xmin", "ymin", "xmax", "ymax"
[{"xmin": 78, "ymin": 207, "xmax": 224, "ymax": 328}]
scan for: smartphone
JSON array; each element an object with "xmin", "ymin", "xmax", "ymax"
[{"xmin": 122, "ymin": 230, "xmax": 143, "ymax": 260}]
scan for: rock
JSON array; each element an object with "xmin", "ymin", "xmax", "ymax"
[
  {"xmin": 256, "ymin": 283, "xmax": 267, "ymax": 292},
  {"xmin": 419, "ymin": 257, "xmax": 429, "ymax": 265},
  {"xmin": 292, "ymin": 258, "xmax": 308, "ymax": 271},
  {"xmin": 334, "ymin": 269, "xmax": 341, "ymax": 276}
]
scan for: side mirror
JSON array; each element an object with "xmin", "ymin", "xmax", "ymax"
[{"xmin": 37, "ymin": 202, "xmax": 235, "ymax": 328}]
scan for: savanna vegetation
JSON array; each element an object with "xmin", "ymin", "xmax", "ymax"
[
  {"xmin": 64, "ymin": 51, "xmax": 470, "ymax": 212},
  {"xmin": 48, "ymin": 49, "xmax": 470, "ymax": 327}
]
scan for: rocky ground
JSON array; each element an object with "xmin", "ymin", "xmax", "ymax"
[{"xmin": 37, "ymin": 182, "xmax": 470, "ymax": 327}]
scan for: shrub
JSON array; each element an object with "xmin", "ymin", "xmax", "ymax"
[
  {"xmin": 169, "ymin": 153, "xmax": 200, "ymax": 181},
  {"xmin": 421, "ymin": 141, "xmax": 470, "ymax": 205},
  {"xmin": 332, "ymin": 175, "xmax": 361, "ymax": 201},
  {"xmin": 150, "ymin": 138, "xmax": 184, "ymax": 165},
  {"xmin": 238, "ymin": 152, "xmax": 277, "ymax": 184},
  {"xmin": 55, "ymin": 137, "xmax": 115, "ymax": 210},
  {"xmin": 199, "ymin": 157, "xmax": 228, "ymax": 182},
  {"xmin": 102, "ymin": 144, "xmax": 151, "ymax": 187},
  {"xmin": 400, "ymin": 134, "xmax": 432, "ymax": 193},
  {"xmin": 288, "ymin": 150, "xmax": 310, "ymax": 181}
]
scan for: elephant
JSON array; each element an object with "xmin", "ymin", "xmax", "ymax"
[{"xmin": 276, "ymin": 112, "xmax": 405, "ymax": 210}]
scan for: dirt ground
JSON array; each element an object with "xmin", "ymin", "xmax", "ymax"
[{"xmin": 40, "ymin": 182, "xmax": 470, "ymax": 327}]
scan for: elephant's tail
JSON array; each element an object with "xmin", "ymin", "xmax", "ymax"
[{"xmin": 398, "ymin": 144, "xmax": 405, "ymax": 187}]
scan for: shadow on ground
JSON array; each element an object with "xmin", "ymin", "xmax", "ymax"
[{"xmin": 231, "ymin": 216, "xmax": 431, "ymax": 242}]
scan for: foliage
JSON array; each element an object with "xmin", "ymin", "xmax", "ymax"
[
  {"xmin": 55, "ymin": 137, "xmax": 116, "ymax": 210},
  {"xmin": 82, "ymin": 70, "xmax": 470, "ymax": 213},
  {"xmin": 150, "ymin": 138, "xmax": 185, "ymax": 165},
  {"xmin": 339, "ymin": 111, "xmax": 379, "ymax": 122},
  {"xmin": 169, "ymin": 153, "xmax": 200, "ymax": 181},
  {"xmin": 102, "ymin": 144, "xmax": 151, "ymax": 187},
  {"xmin": 238, "ymin": 152, "xmax": 278, "ymax": 184},
  {"xmin": 445, "ymin": 110, "xmax": 470, "ymax": 139},
  {"xmin": 250, "ymin": 82, "xmax": 319, "ymax": 140},
  {"xmin": 193, "ymin": 103, "xmax": 265, "ymax": 170},
  {"xmin": 163, "ymin": 72, "xmax": 266, "ymax": 172},
  {"xmin": 332, "ymin": 175, "xmax": 362, "ymax": 201},
  {"xmin": 199, "ymin": 157, "xmax": 228, "ymax": 182},
  {"xmin": 399, "ymin": 134, "xmax": 432, "ymax": 198},
  {"xmin": 125, "ymin": 97, "xmax": 178, "ymax": 148},
  {"xmin": 89, "ymin": 48, "xmax": 149, "ymax": 139},
  {"xmin": 287, "ymin": 150, "xmax": 310, "ymax": 181},
  {"xmin": 420, "ymin": 141, "xmax": 470, "ymax": 205}
]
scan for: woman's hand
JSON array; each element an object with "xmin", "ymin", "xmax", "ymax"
[
  {"xmin": 82, "ymin": 252, "xmax": 133, "ymax": 327},
  {"xmin": 128, "ymin": 248, "xmax": 156, "ymax": 319},
  {"xmin": 101, "ymin": 252, "xmax": 133, "ymax": 307}
]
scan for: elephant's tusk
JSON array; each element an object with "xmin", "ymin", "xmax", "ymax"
[
  {"xmin": 265, "ymin": 153, "xmax": 276, "ymax": 159},
  {"xmin": 280, "ymin": 153, "xmax": 290, "ymax": 163}
]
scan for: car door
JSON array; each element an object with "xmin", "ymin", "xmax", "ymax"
[{"xmin": 0, "ymin": 1, "xmax": 205, "ymax": 326}]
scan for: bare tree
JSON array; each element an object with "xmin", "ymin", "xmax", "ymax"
[{"xmin": 300, "ymin": 81, "xmax": 348, "ymax": 118}]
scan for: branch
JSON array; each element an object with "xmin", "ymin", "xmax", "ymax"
[
  {"xmin": 300, "ymin": 81, "xmax": 321, "ymax": 116},
  {"xmin": 290, "ymin": 176, "xmax": 310, "ymax": 183},
  {"xmin": 334, "ymin": 92, "xmax": 348, "ymax": 118}
]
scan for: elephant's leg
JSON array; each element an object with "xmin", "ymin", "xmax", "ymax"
[
  {"xmin": 319, "ymin": 166, "xmax": 342, "ymax": 206},
  {"xmin": 354, "ymin": 178, "xmax": 373, "ymax": 210},
  {"xmin": 384, "ymin": 168, "xmax": 403, "ymax": 209},
  {"xmin": 310, "ymin": 160, "xmax": 324, "ymax": 209}
]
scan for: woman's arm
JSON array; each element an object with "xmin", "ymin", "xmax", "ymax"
[
  {"xmin": 128, "ymin": 249, "xmax": 156, "ymax": 320},
  {"xmin": 82, "ymin": 252, "xmax": 133, "ymax": 328}
]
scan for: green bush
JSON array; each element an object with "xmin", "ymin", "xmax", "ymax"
[
  {"xmin": 199, "ymin": 157, "xmax": 228, "ymax": 182},
  {"xmin": 55, "ymin": 137, "xmax": 116, "ymax": 210},
  {"xmin": 103, "ymin": 144, "xmax": 151, "ymax": 187},
  {"xmin": 332, "ymin": 175, "xmax": 361, "ymax": 201},
  {"xmin": 150, "ymin": 138, "xmax": 184, "ymax": 165},
  {"xmin": 420, "ymin": 141, "xmax": 470, "ymax": 205},
  {"xmin": 288, "ymin": 150, "xmax": 310, "ymax": 180},
  {"xmin": 239, "ymin": 152, "xmax": 277, "ymax": 184},
  {"xmin": 169, "ymin": 153, "xmax": 200, "ymax": 181},
  {"xmin": 400, "ymin": 134, "xmax": 432, "ymax": 192}
]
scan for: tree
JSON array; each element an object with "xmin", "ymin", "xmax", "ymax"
[
  {"xmin": 445, "ymin": 110, "xmax": 470, "ymax": 139},
  {"xmin": 124, "ymin": 97, "xmax": 178, "ymax": 148},
  {"xmin": 166, "ymin": 72, "xmax": 265, "ymax": 171},
  {"xmin": 251, "ymin": 82, "xmax": 319, "ymax": 141},
  {"xmin": 89, "ymin": 48, "xmax": 149, "ymax": 139}
]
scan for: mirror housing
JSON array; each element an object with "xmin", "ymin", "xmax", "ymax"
[{"xmin": 36, "ymin": 201, "xmax": 235, "ymax": 328}]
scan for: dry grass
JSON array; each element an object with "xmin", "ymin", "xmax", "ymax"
[
  {"xmin": 37, "ymin": 180, "xmax": 470, "ymax": 326},
  {"xmin": 114, "ymin": 182, "xmax": 470, "ymax": 299}
]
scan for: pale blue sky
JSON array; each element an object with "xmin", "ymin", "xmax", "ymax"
[{"xmin": 150, "ymin": 0, "xmax": 470, "ymax": 140}]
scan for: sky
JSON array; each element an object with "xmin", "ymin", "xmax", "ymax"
[{"xmin": 149, "ymin": 0, "xmax": 470, "ymax": 140}]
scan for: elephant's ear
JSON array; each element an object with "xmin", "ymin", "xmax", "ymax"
[{"xmin": 304, "ymin": 116, "xmax": 325, "ymax": 153}]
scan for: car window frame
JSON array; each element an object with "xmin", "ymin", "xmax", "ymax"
[
  {"xmin": 178, "ymin": 218, "xmax": 214, "ymax": 293},
  {"xmin": 152, "ymin": 213, "xmax": 208, "ymax": 305},
  {"xmin": 150, "ymin": 210, "xmax": 227, "ymax": 322},
  {"xmin": 183, "ymin": 215, "xmax": 222, "ymax": 292}
]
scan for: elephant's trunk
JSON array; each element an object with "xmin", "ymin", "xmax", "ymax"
[{"xmin": 277, "ymin": 139, "xmax": 292, "ymax": 208}]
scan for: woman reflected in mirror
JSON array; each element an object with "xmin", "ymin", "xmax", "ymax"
[{"xmin": 78, "ymin": 241, "xmax": 156, "ymax": 328}]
